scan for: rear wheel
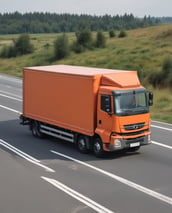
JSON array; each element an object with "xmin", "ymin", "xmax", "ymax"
[
  {"xmin": 93, "ymin": 137, "xmax": 104, "ymax": 157},
  {"xmin": 77, "ymin": 135, "xmax": 90, "ymax": 154},
  {"xmin": 31, "ymin": 121, "xmax": 44, "ymax": 138}
]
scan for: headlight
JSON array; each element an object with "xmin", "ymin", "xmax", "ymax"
[{"xmin": 114, "ymin": 139, "xmax": 121, "ymax": 147}]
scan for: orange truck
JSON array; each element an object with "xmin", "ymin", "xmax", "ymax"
[{"xmin": 20, "ymin": 65, "xmax": 153, "ymax": 157}]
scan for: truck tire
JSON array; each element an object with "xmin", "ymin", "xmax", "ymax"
[
  {"xmin": 31, "ymin": 121, "xmax": 44, "ymax": 138},
  {"xmin": 77, "ymin": 135, "xmax": 90, "ymax": 154},
  {"xmin": 93, "ymin": 137, "xmax": 104, "ymax": 157}
]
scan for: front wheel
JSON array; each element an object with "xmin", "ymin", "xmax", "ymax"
[{"xmin": 93, "ymin": 137, "xmax": 104, "ymax": 157}]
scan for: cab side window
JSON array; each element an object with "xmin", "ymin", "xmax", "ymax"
[{"xmin": 101, "ymin": 95, "xmax": 111, "ymax": 113}]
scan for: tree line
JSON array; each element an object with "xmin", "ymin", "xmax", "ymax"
[
  {"xmin": 159, "ymin": 17, "xmax": 172, "ymax": 24},
  {"xmin": 0, "ymin": 12, "xmax": 160, "ymax": 34}
]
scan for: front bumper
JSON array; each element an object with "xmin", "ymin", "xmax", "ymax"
[{"xmin": 104, "ymin": 134, "xmax": 151, "ymax": 152}]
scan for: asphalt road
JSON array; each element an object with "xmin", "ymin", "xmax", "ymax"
[{"xmin": 0, "ymin": 74, "xmax": 172, "ymax": 213}]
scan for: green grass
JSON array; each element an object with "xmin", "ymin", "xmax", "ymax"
[
  {"xmin": 150, "ymin": 88, "xmax": 172, "ymax": 123},
  {"xmin": 0, "ymin": 25, "xmax": 172, "ymax": 123}
]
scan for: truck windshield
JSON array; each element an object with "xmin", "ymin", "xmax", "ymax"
[{"xmin": 113, "ymin": 89, "xmax": 149, "ymax": 116}]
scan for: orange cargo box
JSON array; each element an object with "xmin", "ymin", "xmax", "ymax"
[
  {"xmin": 23, "ymin": 65, "xmax": 140, "ymax": 136},
  {"xmin": 23, "ymin": 65, "xmax": 102, "ymax": 136}
]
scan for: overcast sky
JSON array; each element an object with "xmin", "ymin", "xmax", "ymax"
[{"xmin": 0, "ymin": 0, "xmax": 171, "ymax": 17}]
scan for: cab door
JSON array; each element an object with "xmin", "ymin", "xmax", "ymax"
[{"xmin": 95, "ymin": 94, "xmax": 114, "ymax": 143}]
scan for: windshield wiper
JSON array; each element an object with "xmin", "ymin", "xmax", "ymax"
[
  {"xmin": 118, "ymin": 108, "xmax": 148, "ymax": 116},
  {"xmin": 135, "ymin": 107, "xmax": 148, "ymax": 113}
]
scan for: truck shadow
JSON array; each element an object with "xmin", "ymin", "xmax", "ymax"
[{"xmin": 0, "ymin": 119, "xmax": 140, "ymax": 162}]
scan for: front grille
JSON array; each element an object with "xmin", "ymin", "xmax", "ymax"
[
  {"xmin": 124, "ymin": 122, "xmax": 145, "ymax": 131},
  {"xmin": 120, "ymin": 130, "xmax": 147, "ymax": 136},
  {"xmin": 125, "ymin": 136, "xmax": 145, "ymax": 144}
]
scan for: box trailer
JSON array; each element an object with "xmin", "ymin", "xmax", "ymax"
[{"xmin": 20, "ymin": 65, "xmax": 153, "ymax": 157}]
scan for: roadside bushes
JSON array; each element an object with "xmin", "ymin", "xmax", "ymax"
[
  {"xmin": 109, "ymin": 29, "xmax": 116, "ymax": 38},
  {"xmin": 109, "ymin": 29, "xmax": 127, "ymax": 38},
  {"xmin": 95, "ymin": 31, "xmax": 106, "ymax": 48},
  {"xmin": 72, "ymin": 29, "xmax": 106, "ymax": 53},
  {"xmin": 54, "ymin": 29, "xmax": 107, "ymax": 58},
  {"xmin": 0, "ymin": 34, "xmax": 33, "ymax": 58},
  {"xmin": 0, "ymin": 29, "xmax": 126, "ymax": 62},
  {"xmin": 148, "ymin": 57, "xmax": 172, "ymax": 88},
  {"xmin": 54, "ymin": 34, "xmax": 70, "ymax": 60},
  {"xmin": 0, "ymin": 30, "xmax": 107, "ymax": 60},
  {"xmin": 71, "ymin": 29, "xmax": 93, "ymax": 53},
  {"xmin": 118, "ymin": 30, "xmax": 127, "ymax": 38}
]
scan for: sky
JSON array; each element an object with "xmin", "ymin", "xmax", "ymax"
[{"xmin": 0, "ymin": 0, "xmax": 171, "ymax": 17}]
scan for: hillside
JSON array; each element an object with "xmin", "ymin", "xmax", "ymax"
[{"xmin": 0, "ymin": 24, "xmax": 172, "ymax": 123}]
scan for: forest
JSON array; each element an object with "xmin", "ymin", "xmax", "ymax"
[{"xmin": 0, "ymin": 12, "xmax": 161, "ymax": 34}]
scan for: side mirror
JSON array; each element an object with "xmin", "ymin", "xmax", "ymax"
[
  {"xmin": 148, "ymin": 92, "xmax": 153, "ymax": 106},
  {"xmin": 104, "ymin": 99, "xmax": 112, "ymax": 115},
  {"xmin": 101, "ymin": 95, "xmax": 112, "ymax": 115}
]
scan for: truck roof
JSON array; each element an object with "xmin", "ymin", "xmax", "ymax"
[
  {"xmin": 24, "ymin": 65, "xmax": 141, "ymax": 88},
  {"xmin": 24, "ymin": 65, "xmax": 131, "ymax": 76}
]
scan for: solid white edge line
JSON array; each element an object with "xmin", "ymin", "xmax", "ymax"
[
  {"xmin": 0, "ymin": 139, "xmax": 40, "ymax": 162},
  {"xmin": 151, "ymin": 120, "xmax": 172, "ymax": 127},
  {"xmin": 0, "ymin": 93, "xmax": 22, "ymax": 102},
  {"xmin": 50, "ymin": 150, "xmax": 172, "ymax": 206},
  {"xmin": 0, "ymin": 104, "xmax": 21, "ymax": 114},
  {"xmin": 41, "ymin": 176, "xmax": 114, "ymax": 213},
  {"xmin": 0, "ymin": 140, "xmax": 55, "ymax": 173},
  {"xmin": 0, "ymin": 90, "xmax": 21, "ymax": 99},
  {"xmin": 151, "ymin": 125, "xmax": 172, "ymax": 132},
  {"xmin": 0, "ymin": 74, "xmax": 21, "ymax": 83},
  {"xmin": 152, "ymin": 141, "xmax": 172, "ymax": 149}
]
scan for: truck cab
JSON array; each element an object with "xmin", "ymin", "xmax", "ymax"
[{"xmin": 95, "ymin": 73, "xmax": 153, "ymax": 155}]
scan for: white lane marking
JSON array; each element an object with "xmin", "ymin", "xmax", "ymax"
[
  {"xmin": 51, "ymin": 150, "xmax": 172, "ymax": 206},
  {"xmin": 0, "ymin": 139, "xmax": 40, "ymax": 162},
  {"xmin": 0, "ymin": 90, "xmax": 21, "ymax": 99},
  {"xmin": 0, "ymin": 104, "xmax": 21, "ymax": 114},
  {"xmin": 0, "ymin": 93, "xmax": 22, "ymax": 102},
  {"xmin": 152, "ymin": 141, "xmax": 172, "ymax": 150},
  {"xmin": 0, "ymin": 74, "xmax": 21, "ymax": 83},
  {"xmin": 152, "ymin": 120, "xmax": 172, "ymax": 127},
  {"xmin": 41, "ymin": 176, "xmax": 114, "ymax": 213},
  {"xmin": 151, "ymin": 125, "xmax": 172, "ymax": 132},
  {"xmin": 0, "ymin": 139, "xmax": 55, "ymax": 173}
]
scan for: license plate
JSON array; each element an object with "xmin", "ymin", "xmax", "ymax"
[{"xmin": 130, "ymin": 142, "xmax": 140, "ymax": 147}]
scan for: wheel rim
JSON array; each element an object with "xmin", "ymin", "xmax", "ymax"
[
  {"xmin": 94, "ymin": 141, "xmax": 101, "ymax": 153},
  {"xmin": 78, "ymin": 138, "xmax": 86, "ymax": 151},
  {"xmin": 32, "ymin": 123, "xmax": 37, "ymax": 136},
  {"xmin": 32, "ymin": 121, "xmax": 43, "ymax": 138}
]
